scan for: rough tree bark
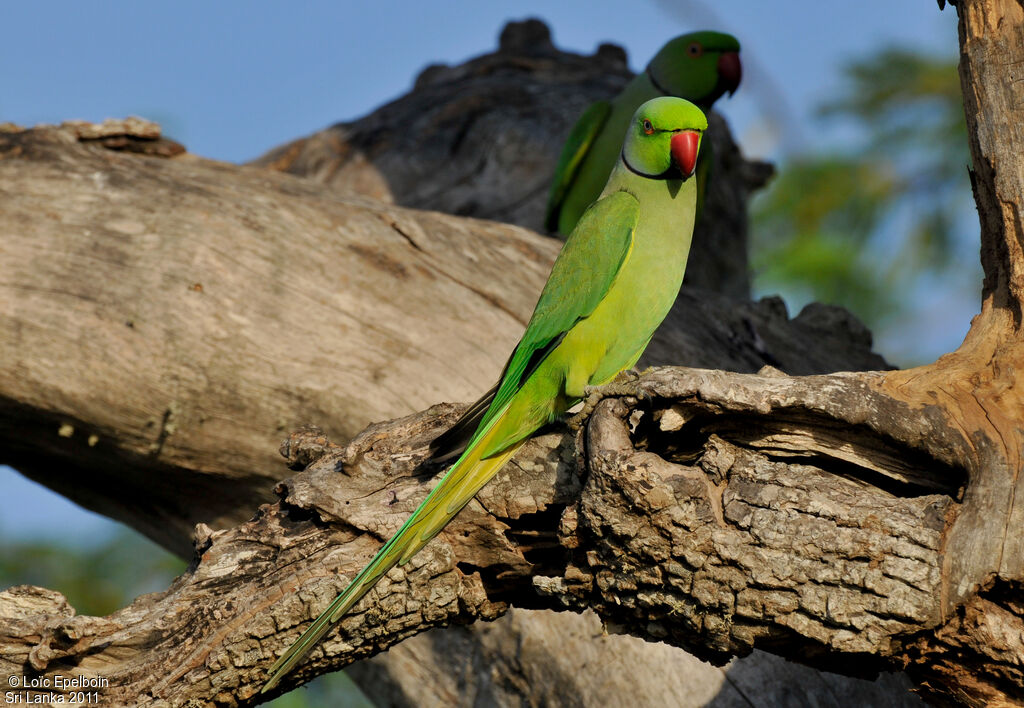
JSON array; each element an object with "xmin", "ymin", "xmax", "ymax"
[{"xmin": 0, "ymin": 3, "xmax": 1018, "ymax": 707}]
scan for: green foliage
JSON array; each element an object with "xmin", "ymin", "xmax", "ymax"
[
  {"xmin": 0, "ymin": 530, "xmax": 185, "ymax": 617},
  {"xmin": 751, "ymin": 47, "xmax": 978, "ymax": 364},
  {"xmin": 269, "ymin": 672, "xmax": 376, "ymax": 708}
]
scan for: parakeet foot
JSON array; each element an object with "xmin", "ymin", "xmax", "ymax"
[
  {"xmin": 612, "ymin": 367, "xmax": 645, "ymax": 384},
  {"xmin": 567, "ymin": 386, "xmax": 605, "ymax": 431},
  {"xmin": 568, "ymin": 371, "xmax": 649, "ymax": 431}
]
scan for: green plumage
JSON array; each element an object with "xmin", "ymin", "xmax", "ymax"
[
  {"xmin": 261, "ymin": 97, "xmax": 708, "ymax": 695},
  {"xmin": 545, "ymin": 30, "xmax": 740, "ymax": 235}
]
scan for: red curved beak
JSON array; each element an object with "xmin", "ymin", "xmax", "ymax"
[
  {"xmin": 671, "ymin": 131, "xmax": 700, "ymax": 178},
  {"xmin": 717, "ymin": 51, "xmax": 742, "ymax": 96}
]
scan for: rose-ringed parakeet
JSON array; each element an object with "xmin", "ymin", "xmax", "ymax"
[
  {"xmin": 261, "ymin": 96, "xmax": 708, "ymax": 695},
  {"xmin": 545, "ymin": 31, "xmax": 740, "ymax": 236}
]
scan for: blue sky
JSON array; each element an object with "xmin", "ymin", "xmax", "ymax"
[
  {"xmin": 1, "ymin": 3, "xmax": 967, "ymax": 548},
  {"xmin": 3, "ymin": 1, "xmax": 957, "ymax": 162}
]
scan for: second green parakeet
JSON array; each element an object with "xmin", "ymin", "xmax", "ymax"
[{"xmin": 546, "ymin": 31, "xmax": 740, "ymax": 236}]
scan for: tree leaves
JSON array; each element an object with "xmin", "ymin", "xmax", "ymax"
[{"xmin": 751, "ymin": 47, "xmax": 978, "ymax": 364}]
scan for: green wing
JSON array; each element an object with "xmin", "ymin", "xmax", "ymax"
[
  {"xmin": 474, "ymin": 189, "xmax": 640, "ymax": 455},
  {"xmin": 431, "ymin": 187, "xmax": 638, "ymax": 463},
  {"xmin": 544, "ymin": 100, "xmax": 613, "ymax": 232}
]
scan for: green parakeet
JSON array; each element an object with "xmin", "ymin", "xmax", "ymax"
[
  {"xmin": 261, "ymin": 96, "xmax": 708, "ymax": 695},
  {"xmin": 545, "ymin": 31, "xmax": 740, "ymax": 236}
]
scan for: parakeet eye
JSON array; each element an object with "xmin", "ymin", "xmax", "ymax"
[
  {"xmin": 642, "ymin": 119, "xmax": 654, "ymax": 135},
  {"xmin": 687, "ymin": 42, "xmax": 703, "ymax": 57}
]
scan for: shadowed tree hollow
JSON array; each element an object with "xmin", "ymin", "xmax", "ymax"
[{"xmin": 0, "ymin": 3, "xmax": 1022, "ymax": 707}]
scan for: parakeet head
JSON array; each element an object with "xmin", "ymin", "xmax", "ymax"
[
  {"xmin": 621, "ymin": 97, "xmax": 707, "ymax": 181},
  {"xmin": 646, "ymin": 31, "xmax": 742, "ymax": 107}
]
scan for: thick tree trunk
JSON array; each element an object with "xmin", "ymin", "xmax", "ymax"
[{"xmin": 1, "ymin": 3, "xmax": 1020, "ymax": 707}]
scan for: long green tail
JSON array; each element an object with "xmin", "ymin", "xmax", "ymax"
[{"xmin": 261, "ymin": 410, "xmax": 523, "ymax": 693}]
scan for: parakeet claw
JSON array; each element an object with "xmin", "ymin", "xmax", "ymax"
[
  {"xmin": 612, "ymin": 367, "xmax": 645, "ymax": 384},
  {"xmin": 567, "ymin": 408, "xmax": 590, "ymax": 432},
  {"xmin": 570, "ymin": 378, "xmax": 638, "ymax": 431},
  {"xmin": 568, "ymin": 388, "xmax": 602, "ymax": 431}
]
